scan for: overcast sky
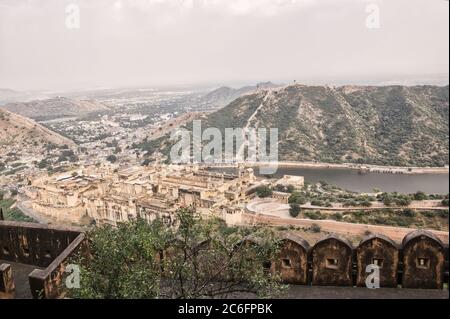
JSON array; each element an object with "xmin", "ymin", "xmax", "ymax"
[{"xmin": 0, "ymin": 0, "xmax": 448, "ymax": 91}]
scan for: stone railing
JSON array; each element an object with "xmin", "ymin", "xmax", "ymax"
[{"xmin": 0, "ymin": 221, "xmax": 86, "ymax": 299}]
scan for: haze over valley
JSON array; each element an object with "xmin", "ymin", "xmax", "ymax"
[{"xmin": 0, "ymin": 0, "xmax": 449, "ymax": 301}]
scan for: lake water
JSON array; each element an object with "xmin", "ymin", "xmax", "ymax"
[{"xmin": 209, "ymin": 166, "xmax": 449, "ymax": 194}]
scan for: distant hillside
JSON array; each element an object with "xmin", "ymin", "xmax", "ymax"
[
  {"xmin": 0, "ymin": 88, "xmax": 19, "ymax": 97},
  {"xmin": 148, "ymin": 84, "xmax": 449, "ymax": 167},
  {"xmin": 200, "ymin": 82, "xmax": 280, "ymax": 109},
  {"xmin": 0, "ymin": 108, "xmax": 76, "ymax": 157},
  {"xmin": 0, "ymin": 88, "xmax": 23, "ymax": 104},
  {"xmin": 2, "ymin": 97, "xmax": 110, "ymax": 121}
]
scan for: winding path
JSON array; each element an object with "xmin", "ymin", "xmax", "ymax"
[{"xmin": 237, "ymin": 91, "xmax": 272, "ymax": 160}]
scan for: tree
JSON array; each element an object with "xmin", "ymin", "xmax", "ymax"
[
  {"xmin": 310, "ymin": 224, "xmax": 321, "ymax": 233},
  {"xmin": 106, "ymin": 155, "xmax": 117, "ymax": 163},
  {"xmin": 402, "ymin": 208, "xmax": 416, "ymax": 218},
  {"xmin": 273, "ymin": 184, "xmax": 286, "ymax": 192},
  {"xmin": 381, "ymin": 193, "xmax": 393, "ymax": 206},
  {"xmin": 141, "ymin": 159, "xmax": 152, "ymax": 166},
  {"xmin": 394, "ymin": 196, "xmax": 412, "ymax": 207},
  {"xmin": 360, "ymin": 200, "xmax": 372, "ymax": 207},
  {"xmin": 413, "ymin": 191, "xmax": 428, "ymax": 201},
  {"xmin": 38, "ymin": 159, "xmax": 50, "ymax": 169},
  {"xmin": 288, "ymin": 192, "xmax": 306, "ymax": 205},
  {"xmin": 69, "ymin": 208, "xmax": 285, "ymax": 299},
  {"xmin": 69, "ymin": 219, "xmax": 163, "ymax": 299},
  {"xmin": 310, "ymin": 199, "xmax": 324, "ymax": 207},
  {"xmin": 289, "ymin": 204, "xmax": 301, "ymax": 218},
  {"xmin": 255, "ymin": 186, "xmax": 273, "ymax": 198}
]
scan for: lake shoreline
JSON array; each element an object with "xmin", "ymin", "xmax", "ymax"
[
  {"xmin": 206, "ymin": 161, "xmax": 449, "ymax": 175},
  {"xmin": 207, "ymin": 164, "xmax": 449, "ymax": 193}
]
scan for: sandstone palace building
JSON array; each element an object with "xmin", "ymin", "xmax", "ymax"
[{"xmin": 27, "ymin": 164, "xmax": 258, "ymax": 226}]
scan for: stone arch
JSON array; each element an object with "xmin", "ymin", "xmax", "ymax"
[
  {"xmin": 311, "ymin": 235, "xmax": 353, "ymax": 286},
  {"xmin": 402, "ymin": 230, "xmax": 445, "ymax": 289},
  {"xmin": 271, "ymin": 233, "xmax": 310, "ymax": 285},
  {"xmin": 356, "ymin": 234, "xmax": 399, "ymax": 287}
]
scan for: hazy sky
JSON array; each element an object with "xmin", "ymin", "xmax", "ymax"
[{"xmin": 0, "ymin": 0, "xmax": 448, "ymax": 91}]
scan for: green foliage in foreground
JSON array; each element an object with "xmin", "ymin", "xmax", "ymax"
[{"xmin": 69, "ymin": 208, "xmax": 285, "ymax": 299}]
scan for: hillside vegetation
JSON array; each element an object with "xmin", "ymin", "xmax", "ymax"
[
  {"xmin": 147, "ymin": 85, "xmax": 449, "ymax": 167},
  {"xmin": 0, "ymin": 108, "xmax": 76, "ymax": 157},
  {"xmin": 2, "ymin": 97, "xmax": 110, "ymax": 121}
]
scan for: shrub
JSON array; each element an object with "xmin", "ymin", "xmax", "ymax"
[
  {"xmin": 364, "ymin": 230, "xmax": 372, "ymax": 236},
  {"xmin": 286, "ymin": 185, "xmax": 295, "ymax": 193},
  {"xmin": 106, "ymin": 155, "xmax": 118, "ymax": 163},
  {"xmin": 273, "ymin": 184, "xmax": 287, "ymax": 192},
  {"xmin": 310, "ymin": 200, "xmax": 324, "ymax": 207},
  {"xmin": 344, "ymin": 200, "xmax": 359, "ymax": 207},
  {"xmin": 413, "ymin": 191, "xmax": 428, "ymax": 201},
  {"xmin": 402, "ymin": 208, "xmax": 416, "ymax": 218},
  {"xmin": 288, "ymin": 192, "xmax": 306, "ymax": 205},
  {"xmin": 331, "ymin": 213, "xmax": 343, "ymax": 221},
  {"xmin": 289, "ymin": 204, "xmax": 301, "ymax": 218},
  {"xmin": 304, "ymin": 211, "xmax": 324, "ymax": 220},
  {"xmin": 395, "ymin": 197, "xmax": 412, "ymax": 207},
  {"xmin": 360, "ymin": 200, "xmax": 372, "ymax": 207},
  {"xmin": 255, "ymin": 186, "xmax": 273, "ymax": 198},
  {"xmin": 381, "ymin": 193, "xmax": 394, "ymax": 206},
  {"xmin": 421, "ymin": 211, "xmax": 435, "ymax": 218},
  {"xmin": 438, "ymin": 210, "xmax": 449, "ymax": 218},
  {"xmin": 310, "ymin": 224, "xmax": 322, "ymax": 233},
  {"xmin": 38, "ymin": 159, "xmax": 50, "ymax": 169}
]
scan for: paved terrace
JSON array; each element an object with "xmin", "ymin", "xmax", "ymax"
[
  {"xmin": 0, "ymin": 260, "xmax": 42, "ymax": 299},
  {"xmin": 283, "ymin": 286, "xmax": 449, "ymax": 299}
]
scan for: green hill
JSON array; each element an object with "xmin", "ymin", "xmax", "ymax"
[{"xmin": 139, "ymin": 84, "xmax": 449, "ymax": 167}]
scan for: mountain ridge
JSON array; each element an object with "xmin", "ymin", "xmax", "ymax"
[
  {"xmin": 147, "ymin": 84, "xmax": 449, "ymax": 167},
  {"xmin": 2, "ymin": 97, "xmax": 110, "ymax": 121},
  {"xmin": 200, "ymin": 81, "xmax": 281, "ymax": 109},
  {"xmin": 0, "ymin": 108, "xmax": 76, "ymax": 157}
]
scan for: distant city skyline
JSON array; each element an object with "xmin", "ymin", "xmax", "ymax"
[{"xmin": 0, "ymin": 0, "xmax": 448, "ymax": 91}]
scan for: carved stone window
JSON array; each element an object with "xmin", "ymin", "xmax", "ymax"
[
  {"xmin": 282, "ymin": 258, "xmax": 292, "ymax": 268},
  {"xmin": 326, "ymin": 258, "xmax": 339, "ymax": 269},
  {"xmin": 417, "ymin": 258, "xmax": 430, "ymax": 269},
  {"xmin": 263, "ymin": 261, "xmax": 272, "ymax": 269},
  {"xmin": 372, "ymin": 258, "xmax": 384, "ymax": 268}
]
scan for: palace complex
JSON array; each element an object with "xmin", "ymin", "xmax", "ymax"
[{"xmin": 26, "ymin": 164, "xmax": 260, "ymax": 226}]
